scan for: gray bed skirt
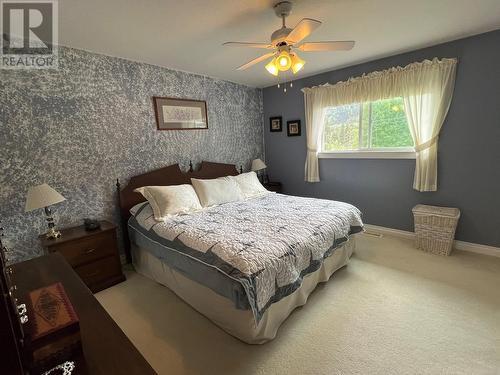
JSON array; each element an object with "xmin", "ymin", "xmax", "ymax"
[{"xmin": 131, "ymin": 235, "xmax": 356, "ymax": 344}]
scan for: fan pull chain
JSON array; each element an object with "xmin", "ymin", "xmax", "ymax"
[
  {"xmin": 276, "ymin": 73, "xmax": 293, "ymax": 94},
  {"xmin": 284, "ymin": 71, "xmax": 293, "ymax": 93}
]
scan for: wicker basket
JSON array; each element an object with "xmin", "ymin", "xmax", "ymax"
[{"xmin": 412, "ymin": 204, "xmax": 461, "ymax": 256}]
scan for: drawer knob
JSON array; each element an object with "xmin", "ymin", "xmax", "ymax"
[
  {"xmin": 84, "ymin": 248, "xmax": 96, "ymax": 254},
  {"xmin": 17, "ymin": 303, "xmax": 27, "ymax": 316}
]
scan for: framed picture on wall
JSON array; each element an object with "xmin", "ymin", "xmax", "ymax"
[
  {"xmin": 270, "ymin": 116, "xmax": 282, "ymax": 132},
  {"xmin": 153, "ymin": 97, "xmax": 208, "ymax": 130},
  {"xmin": 287, "ymin": 120, "xmax": 301, "ymax": 136}
]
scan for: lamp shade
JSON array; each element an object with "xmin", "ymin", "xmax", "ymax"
[
  {"xmin": 25, "ymin": 183, "xmax": 66, "ymax": 212},
  {"xmin": 251, "ymin": 159, "xmax": 267, "ymax": 172},
  {"xmin": 291, "ymin": 53, "xmax": 305, "ymax": 74},
  {"xmin": 265, "ymin": 58, "xmax": 279, "ymax": 76}
]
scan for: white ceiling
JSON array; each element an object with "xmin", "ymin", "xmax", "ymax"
[{"xmin": 59, "ymin": 0, "xmax": 500, "ymax": 88}]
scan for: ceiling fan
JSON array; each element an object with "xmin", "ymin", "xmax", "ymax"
[{"xmin": 223, "ymin": 1, "xmax": 355, "ymax": 77}]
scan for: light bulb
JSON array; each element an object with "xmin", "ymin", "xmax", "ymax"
[
  {"xmin": 291, "ymin": 53, "xmax": 305, "ymax": 74},
  {"xmin": 265, "ymin": 58, "xmax": 279, "ymax": 76},
  {"xmin": 277, "ymin": 51, "xmax": 292, "ymax": 71}
]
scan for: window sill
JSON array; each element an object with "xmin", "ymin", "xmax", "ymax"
[{"xmin": 318, "ymin": 150, "xmax": 416, "ymax": 159}]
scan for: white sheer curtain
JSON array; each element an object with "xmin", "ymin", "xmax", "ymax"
[
  {"xmin": 302, "ymin": 58, "xmax": 457, "ymax": 189},
  {"xmin": 401, "ymin": 61, "xmax": 457, "ymax": 191},
  {"xmin": 304, "ymin": 90, "xmax": 327, "ymax": 182}
]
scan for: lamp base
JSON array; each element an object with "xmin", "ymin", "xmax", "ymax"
[
  {"xmin": 44, "ymin": 206, "xmax": 61, "ymax": 239},
  {"xmin": 46, "ymin": 227, "xmax": 62, "ymax": 240}
]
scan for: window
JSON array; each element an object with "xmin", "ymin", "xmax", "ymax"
[{"xmin": 321, "ymin": 97, "xmax": 415, "ymax": 158}]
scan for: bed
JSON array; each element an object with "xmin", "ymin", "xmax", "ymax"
[{"xmin": 117, "ymin": 161, "xmax": 363, "ymax": 344}]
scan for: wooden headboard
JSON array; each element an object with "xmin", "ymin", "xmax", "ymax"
[{"xmin": 116, "ymin": 161, "xmax": 240, "ymax": 262}]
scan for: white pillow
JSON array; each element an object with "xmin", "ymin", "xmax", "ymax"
[
  {"xmin": 134, "ymin": 184, "xmax": 202, "ymax": 221},
  {"xmin": 191, "ymin": 177, "xmax": 244, "ymax": 207},
  {"xmin": 229, "ymin": 171, "xmax": 270, "ymax": 199},
  {"xmin": 129, "ymin": 202, "xmax": 148, "ymax": 216}
]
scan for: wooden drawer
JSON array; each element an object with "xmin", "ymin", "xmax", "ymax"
[
  {"xmin": 74, "ymin": 255, "xmax": 122, "ymax": 292},
  {"xmin": 49, "ymin": 231, "xmax": 117, "ymax": 267}
]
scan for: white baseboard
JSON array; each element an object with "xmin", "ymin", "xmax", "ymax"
[
  {"xmin": 364, "ymin": 224, "xmax": 414, "ymax": 240},
  {"xmin": 363, "ymin": 224, "xmax": 500, "ymax": 258}
]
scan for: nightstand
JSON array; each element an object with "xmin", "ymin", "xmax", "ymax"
[
  {"xmin": 39, "ymin": 221, "xmax": 125, "ymax": 293},
  {"xmin": 264, "ymin": 181, "xmax": 282, "ymax": 193}
]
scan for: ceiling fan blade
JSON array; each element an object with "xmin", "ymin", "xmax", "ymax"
[
  {"xmin": 286, "ymin": 18, "xmax": 322, "ymax": 44},
  {"xmin": 297, "ymin": 41, "xmax": 355, "ymax": 52},
  {"xmin": 236, "ymin": 52, "xmax": 275, "ymax": 71},
  {"xmin": 223, "ymin": 42, "xmax": 273, "ymax": 49}
]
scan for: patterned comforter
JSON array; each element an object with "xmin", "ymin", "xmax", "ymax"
[{"xmin": 131, "ymin": 193, "xmax": 363, "ymax": 321}]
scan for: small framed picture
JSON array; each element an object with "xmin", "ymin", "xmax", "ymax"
[
  {"xmin": 153, "ymin": 96, "xmax": 208, "ymax": 130},
  {"xmin": 287, "ymin": 120, "xmax": 301, "ymax": 136},
  {"xmin": 270, "ymin": 116, "xmax": 282, "ymax": 132}
]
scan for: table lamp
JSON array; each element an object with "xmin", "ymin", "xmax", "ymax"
[
  {"xmin": 25, "ymin": 183, "xmax": 66, "ymax": 239},
  {"xmin": 251, "ymin": 158, "xmax": 267, "ymax": 183}
]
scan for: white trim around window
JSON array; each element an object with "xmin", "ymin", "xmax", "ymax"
[{"xmin": 318, "ymin": 148, "xmax": 416, "ymax": 159}]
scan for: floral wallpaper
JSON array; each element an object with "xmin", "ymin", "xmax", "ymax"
[{"xmin": 0, "ymin": 46, "xmax": 263, "ymax": 263}]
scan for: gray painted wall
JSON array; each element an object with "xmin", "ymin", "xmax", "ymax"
[
  {"xmin": 263, "ymin": 30, "xmax": 500, "ymax": 247},
  {"xmin": 1, "ymin": 47, "xmax": 263, "ymax": 262}
]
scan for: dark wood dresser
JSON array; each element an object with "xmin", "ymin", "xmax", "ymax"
[
  {"xmin": 39, "ymin": 221, "xmax": 125, "ymax": 293},
  {"xmin": 4, "ymin": 253, "xmax": 156, "ymax": 374}
]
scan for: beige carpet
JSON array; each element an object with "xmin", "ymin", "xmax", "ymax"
[{"xmin": 96, "ymin": 234, "xmax": 500, "ymax": 375}]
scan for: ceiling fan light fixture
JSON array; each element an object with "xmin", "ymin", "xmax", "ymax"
[
  {"xmin": 224, "ymin": 1, "xmax": 355, "ymax": 81},
  {"xmin": 291, "ymin": 53, "xmax": 305, "ymax": 74},
  {"xmin": 265, "ymin": 58, "xmax": 279, "ymax": 76},
  {"xmin": 277, "ymin": 50, "xmax": 292, "ymax": 71}
]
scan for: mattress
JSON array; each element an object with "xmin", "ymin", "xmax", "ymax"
[{"xmin": 128, "ymin": 193, "xmax": 363, "ymax": 322}]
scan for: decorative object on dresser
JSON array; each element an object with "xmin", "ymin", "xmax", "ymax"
[
  {"xmin": 251, "ymin": 158, "xmax": 268, "ymax": 182},
  {"xmin": 264, "ymin": 181, "xmax": 282, "ymax": 193},
  {"xmin": 25, "ymin": 282, "xmax": 82, "ymax": 373},
  {"xmin": 412, "ymin": 205, "xmax": 461, "ymax": 256},
  {"xmin": 287, "ymin": 119, "xmax": 301, "ymax": 136},
  {"xmin": 39, "ymin": 221, "xmax": 125, "ymax": 293},
  {"xmin": 153, "ymin": 96, "xmax": 208, "ymax": 130},
  {"xmin": 25, "ymin": 183, "xmax": 66, "ymax": 239},
  {"xmin": 270, "ymin": 116, "xmax": 283, "ymax": 132}
]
